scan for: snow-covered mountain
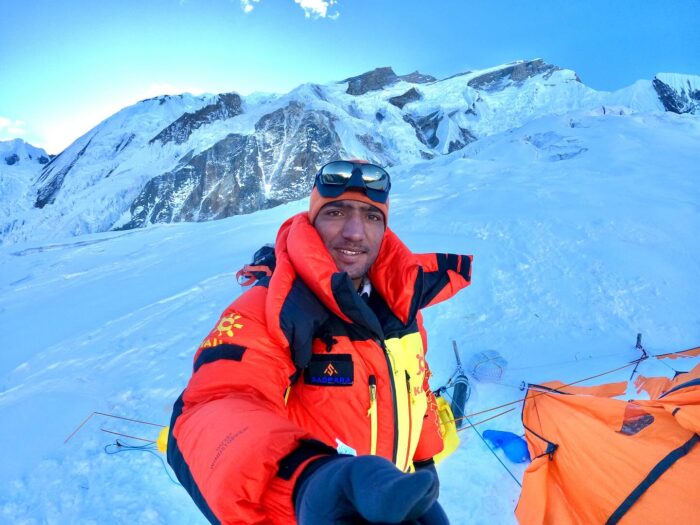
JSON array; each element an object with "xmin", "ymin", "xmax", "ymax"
[
  {"xmin": 0, "ymin": 139, "xmax": 51, "ymax": 168},
  {"xmin": 0, "ymin": 139, "xmax": 52, "ymax": 240},
  {"xmin": 1, "ymin": 105, "xmax": 698, "ymax": 524},
  {"xmin": 653, "ymin": 72, "xmax": 700, "ymax": 114},
  {"xmin": 1, "ymin": 60, "xmax": 698, "ymax": 246}
]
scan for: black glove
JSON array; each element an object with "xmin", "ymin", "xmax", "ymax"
[{"xmin": 294, "ymin": 455, "xmax": 450, "ymax": 524}]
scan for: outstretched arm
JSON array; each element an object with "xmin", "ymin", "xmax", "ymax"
[{"xmin": 167, "ymin": 287, "xmax": 332, "ymax": 524}]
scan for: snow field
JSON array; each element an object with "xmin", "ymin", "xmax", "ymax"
[{"xmin": 0, "ymin": 108, "xmax": 699, "ymax": 523}]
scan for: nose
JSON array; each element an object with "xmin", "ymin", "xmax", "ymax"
[{"xmin": 341, "ymin": 211, "xmax": 365, "ymax": 241}]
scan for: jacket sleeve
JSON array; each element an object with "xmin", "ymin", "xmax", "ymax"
[
  {"xmin": 167, "ymin": 286, "xmax": 332, "ymax": 524},
  {"xmin": 416, "ymin": 253, "xmax": 472, "ymax": 310},
  {"xmin": 412, "ymin": 312, "xmax": 445, "ymax": 463}
]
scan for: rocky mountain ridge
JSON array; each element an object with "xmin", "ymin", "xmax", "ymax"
[
  {"xmin": 652, "ymin": 73, "xmax": 700, "ymax": 114},
  {"xmin": 1, "ymin": 61, "xmax": 698, "ymax": 246}
]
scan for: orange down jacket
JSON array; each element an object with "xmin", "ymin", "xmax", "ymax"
[{"xmin": 167, "ymin": 212, "xmax": 472, "ymax": 524}]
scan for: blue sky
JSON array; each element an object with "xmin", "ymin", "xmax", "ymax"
[{"xmin": 1, "ymin": 0, "xmax": 698, "ymax": 153}]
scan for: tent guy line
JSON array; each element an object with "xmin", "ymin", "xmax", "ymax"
[{"xmin": 63, "ymin": 343, "xmax": 700, "ymax": 446}]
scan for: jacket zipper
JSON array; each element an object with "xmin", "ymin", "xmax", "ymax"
[
  {"xmin": 377, "ymin": 339, "xmax": 399, "ymax": 464},
  {"xmin": 402, "ymin": 370, "xmax": 413, "ymax": 471},
  {"xmin": 367, "ymin": 375, "xmax": 377, "ymax": 455}
]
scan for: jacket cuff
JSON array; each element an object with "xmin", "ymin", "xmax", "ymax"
[
  {"xmin": 414, "ymin": 458, "xmax": 436, "ymax": 470},
  {"xmin": 277, "ymin": 438, "xmax": 337, "ymax": 480},
  {"xmin": 261, "ymin": 439, "xmax": 337, "ymax": 524}
]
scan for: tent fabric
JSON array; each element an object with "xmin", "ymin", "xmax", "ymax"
[
  {"xmin": 656, "ymin": 346, "xmax": 700, "ymax": 360},
  {"xmin": 516, "ymin": 375, "xmax": 700, "ymax": 525},
  {"xmin": 635, "ymin": 363, "xmax": 700, "ymax": 400},
  {"xmin": 533, "ymin": 380, "xmax": 628, "ymax": 398}
]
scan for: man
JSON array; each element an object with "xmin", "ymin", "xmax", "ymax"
[{"xmin": 167, "ymin": 160, "xmax": 472, "ymax": 524}]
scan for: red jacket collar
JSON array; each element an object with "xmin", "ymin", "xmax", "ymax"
[{"xmin": 272, "ymin": 212, "xmax": 424, "ymax": 325}]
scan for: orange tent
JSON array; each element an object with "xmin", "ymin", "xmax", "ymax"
[
  {"xmin": 655, "ymin": 346, "xmax": 700, "ymax": 360},
  {"xmin": 516, "ymin": 372, "xmax": 700, "ymax": 524},
  {"xmin": 635, "ymin": 363, "xmax": 700, "ymax": 400}
]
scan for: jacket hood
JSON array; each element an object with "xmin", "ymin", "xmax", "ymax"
[{"xmin": 265, "ymin": 212, "xmax": 472, "ymax": 353}]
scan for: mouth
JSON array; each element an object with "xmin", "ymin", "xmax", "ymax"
[
  {"xmin": 337, "ymin": 248, "xmax": 366, "ymax": 257},
  {"xmin": 332, "ymin": 246, "xmax": 368, "ymax": 264}
]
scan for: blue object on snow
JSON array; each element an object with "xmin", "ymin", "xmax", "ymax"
[{"xmin": 482, "ymin": 430, "xmax": 530, "ymax": 463}]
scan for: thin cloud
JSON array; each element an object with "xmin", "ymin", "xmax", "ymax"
[
  {"xmin": 294, "ymin": 0, "xmax": 339, "ymax": 19},
  {"xmin": 0, "ymin": 116, "xmax": 26, "ymax": 139},
  {"xmin": 240, "ymin": 0, "xmax": 261, "ymax": 13},
  {"xmin": 239, "ymin": 0, "xmax": 339, "ymax": 18}
]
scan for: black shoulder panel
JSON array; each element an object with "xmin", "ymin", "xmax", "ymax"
[
  {"xmin": 280, "ymin": 278, "xmax": 330, "ymax": 370},
  {"xmin": 408, "ymin": 266, "xmax": 424, "ymax": 323}
]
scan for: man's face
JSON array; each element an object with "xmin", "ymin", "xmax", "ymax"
[{"xmin": 314, "ymin": 199, "xmax": 385, "ymax": 287}]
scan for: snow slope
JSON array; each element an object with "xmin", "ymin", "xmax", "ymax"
[{"xmin": 0, "ymin": 109, "xmax": 699, "ymax": 524}]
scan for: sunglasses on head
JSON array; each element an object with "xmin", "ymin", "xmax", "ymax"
[{"xmin": 314, "ymin": 161, "xmax": 391, "ymax": 204}]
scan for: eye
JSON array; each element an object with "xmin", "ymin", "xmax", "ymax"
[{"xmin": 367, "ymin": 213, "xmax": 383, "ymax": 222}]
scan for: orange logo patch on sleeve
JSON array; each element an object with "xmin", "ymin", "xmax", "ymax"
[{"xmin": 216, "ymin": 313, "xmax": 244, "ymax": 338}]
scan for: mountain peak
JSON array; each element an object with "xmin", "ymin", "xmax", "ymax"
[
  {"xmin": 398, "ymin": 71, "xmax": 437, "ymax": 84},
  {"xmin": 342, "ymin": 67, "xmax": 437, "ymax": 96},
  {"xmin": 467, "ymin": 59, "xmax": 567, "ymax": 90},
  {"xmin": 0, "ymin": 138, "xmax": 51, "ymax": 167},
  {"xmin": 343, "ymin": 67, "xmax": 398, "ymax": 95}
]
